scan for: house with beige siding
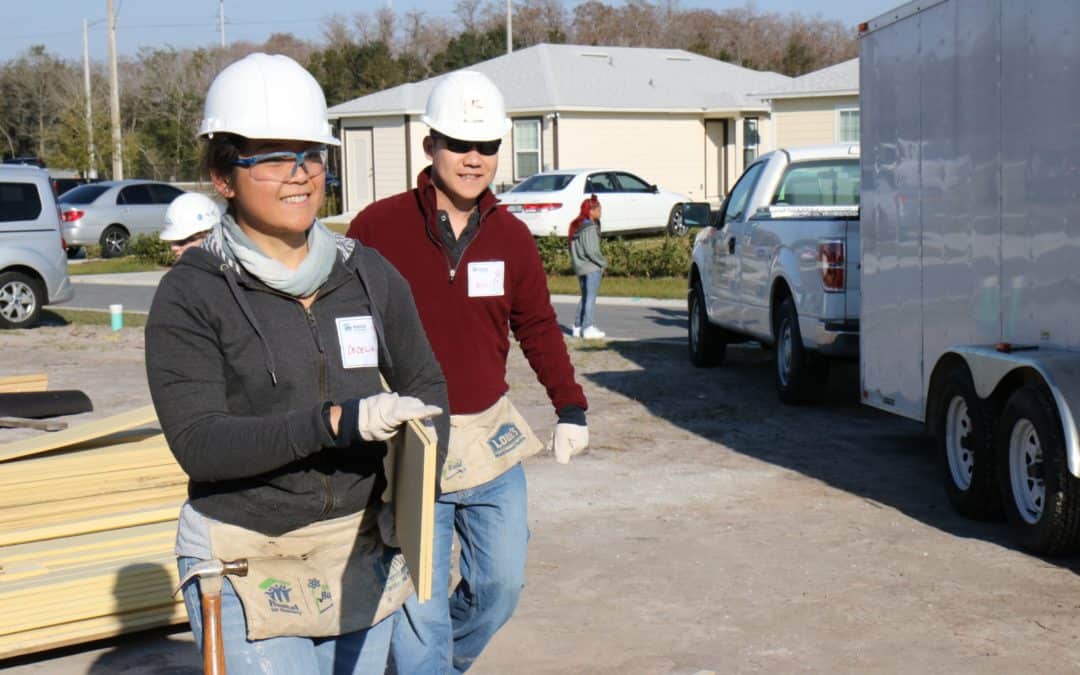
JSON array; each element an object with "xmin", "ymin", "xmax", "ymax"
[
  {"xmin": 327, "ymin": 44, "xmax": 793, "ymax": 215},
  {"xmin": 754, "ymin": 58, "xmax": 859, "ymax": 149}
]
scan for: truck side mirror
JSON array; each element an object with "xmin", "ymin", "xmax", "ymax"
[{"xmin": 681, "ymin": 202, "xmax": 713, "ymax": 229}]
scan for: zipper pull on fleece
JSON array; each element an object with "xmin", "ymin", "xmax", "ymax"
[{"xmin": 449, "ymin": 267, "xmax": 456, "ymax": 282}]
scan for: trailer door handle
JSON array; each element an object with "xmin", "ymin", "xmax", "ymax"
[{"xmin": 728, "ymin": 237, "xmax": 736, "ymax": 254}]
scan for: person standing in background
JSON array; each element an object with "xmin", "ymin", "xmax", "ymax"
[
  {"xmin": 568, "ymin": 194, "xmax": 607, "ymax": 339},
  {"xmin": 158, "ymin": 192, "xmax": 220, "ymax": 258}
]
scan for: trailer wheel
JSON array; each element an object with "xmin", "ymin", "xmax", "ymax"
[
  {"xmin": 996, "ymin": 385, "xmax": 1080, "ymax": 555},
  {"xmin": 774, "ymin": 297, "xmax": 826, "ymax": 404},
  {"xmin": 688, "ymin": 279, "xmax": 725, "ymax": 367},
  {"xmin": 934, "ymin": 367, "xmax": 1002, "ymax": 519}
]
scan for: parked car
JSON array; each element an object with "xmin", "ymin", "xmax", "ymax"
[
  {"xmin": 496, "ymin": 168, "xmax": 690, "ymax": 237},
  {"xmin": 687, "ymin": 144, "xmax": 860, "ymax": 404},
  {"xmin": 0, "ymin": 164, "xmax": 74, "ymax": 328},
  {"xmin": 59, "ymin": 180, "xmax": 186, "ymax": 257}
]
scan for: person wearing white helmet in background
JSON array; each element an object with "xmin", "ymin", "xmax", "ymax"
[
  {"xmin": 159, "ymin": 192, "xmax": 220, "ymax": 258},
  {"xmin": 348, "ymin": 70, "xmax": 590, "ymax": 673},
  {"xmin": 145, "ymin": 52, "xmax": 449, "ymax": 674}
]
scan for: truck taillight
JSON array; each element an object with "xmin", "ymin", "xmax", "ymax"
[
  {"xmin": 819, "ymin": 240, "xmax": 845, "ymax": 292},
  {"xmin": 61, "ymin": 209, "xmax": 84, "ymax": 222},
  {"xmin": 521, "ymin": 203, "xmax": 562, "ymax": 213}
]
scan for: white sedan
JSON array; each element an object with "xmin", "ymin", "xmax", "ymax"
[{"xmin": 496, "ymin": 168, "xmax": 689, "ymax": 237}]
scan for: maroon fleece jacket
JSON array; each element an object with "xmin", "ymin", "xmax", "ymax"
[{"xmin": 348, "ymin": 169, "xmax": 587, "ymax": 416}]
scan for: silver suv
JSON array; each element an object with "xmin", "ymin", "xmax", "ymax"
[{"xmin": 0, "ymin": 165, "xmax": 74, "ymax": 328}]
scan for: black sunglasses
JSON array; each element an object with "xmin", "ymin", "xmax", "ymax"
[{"xmin": 432, "ymin": 131, "xmax": 501, "ymax": 156}]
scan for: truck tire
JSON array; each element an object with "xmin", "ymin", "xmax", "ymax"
[
  {"xmin": 774, "ymin": 297, "xmax": 827, "ymax": 404},
  {"xmin": 0, "ymin": 271, "xmax": 44, "ymax": 329},
  {"xmin": 688, "ymin": 280, "xmax": 726, "ymax": 367},
  {"xmin": 935, "ymin": 367, "xmax": 1002, "ymax": 520},
  {"xmin": 996, "ymin": 385, "xmax": 1080, "ymax": 555}
]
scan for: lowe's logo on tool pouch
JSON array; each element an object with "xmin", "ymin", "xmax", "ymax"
[
  {"xmin": 488, "ymin": 423, "xmax": 524, "ymax": 457},
  {"xmin": 259, "ymin": 577, "xmax": 302, "ymax": 615},
  {"xmin": 308, "ymin": 577, "xmax": 334, "ymax": 614}
]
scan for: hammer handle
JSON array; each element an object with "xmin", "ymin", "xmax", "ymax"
[{"xmin": 202, "ymin": 592, "xmax": 226, "ymax": 675}]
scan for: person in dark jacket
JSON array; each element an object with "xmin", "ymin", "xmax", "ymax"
[
  {"xmin": 348, "ymin": 70, "xmax": 590, "ymax": 673},
  {"xmin": 568, "ymin": 194, "xmax": 607, "ymax": 339},
  {"xmin": 145, "ymin": 53, "xmax": 448, "ymax": 675}
]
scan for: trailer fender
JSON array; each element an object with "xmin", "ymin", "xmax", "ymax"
[{"xmin": 946, "ymin": 346, "xmax": 1080, "ymax": 478}]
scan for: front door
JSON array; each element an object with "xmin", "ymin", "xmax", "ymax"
[{"xmin": 343, "ymin": 128, "xmax": 374, "ymax": 213}]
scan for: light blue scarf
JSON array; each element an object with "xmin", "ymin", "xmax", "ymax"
[{"xmin": 209, "ymin": 214, "xmax": 338, "ymax": 297}]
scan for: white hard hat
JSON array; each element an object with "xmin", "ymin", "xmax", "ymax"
[
  {"xmin": 422, "ymin": 71, "xmax": 511, "ymax": 142},
  {"xmin": 198, "ymin": 53, "xmax": 339, "ymax": 146},
  {"xmin": 160, "ymin": 193, "xmax": 221, "ymax": 241}
]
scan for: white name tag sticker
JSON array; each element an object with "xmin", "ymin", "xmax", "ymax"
[
  {"xmin": 335, "ymin": 316, "xmax": 378, "ymax": 369},
  {"xmin": 467, "ymin": 261, "xmax": 505, "ymax": 297}
]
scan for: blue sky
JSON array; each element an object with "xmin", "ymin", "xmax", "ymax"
[{"xmin": 5, "ymin": 1, "xmax": 900, "ymax": 63}]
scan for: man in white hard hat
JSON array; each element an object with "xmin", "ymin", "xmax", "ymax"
[
  {"xmin": 159, "ymin": 192, "xmax": 221, "ymax": 258},
  {"xmin": 348, "ymin": 70, "xmax": 590, "ymax": 673}
]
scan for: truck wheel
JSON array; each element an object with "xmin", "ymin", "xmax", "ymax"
[
  {"xmin": 688, "ymin": 280, "xmax": 726, "ymax": 367},
  {"xmin": 667, "ymin": 205, "xmax": 688, "ymax": 236},
  {"xmin": 935, "ymin": 367, "xmax": 1002, "ymax": 519},
  {"xmin": 774, "ymin": 297, "xmax": 826, "ymax": 404},
  {"xmin": 100, "ymin": 225, "xmax": 129, "ymax": 258},
  {"xmin": 0, "ymin": 271, "xmax": 44, "ymax": 329},
  {"xmin": 996, "ymin": 385, "xmax": 1080, "ymax": 555}
]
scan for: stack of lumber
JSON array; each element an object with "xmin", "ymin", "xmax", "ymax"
[{"xmin": 0, "ymin": 405, "xmax": 188, "ymax": 660}]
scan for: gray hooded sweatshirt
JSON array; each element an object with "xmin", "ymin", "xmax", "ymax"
[
  {"xmin": 145, "ymin": 239, "xmax": 448, "ymax": 536},
  {"xmin": 570, "ymin": 219, "xmax": 607, "ymax": 276}
]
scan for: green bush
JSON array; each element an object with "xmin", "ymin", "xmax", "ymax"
[
  {"xmin": 536, "ymin": 233, "xmax": 693, "ymax": 279},
  {"xmin": 82, "ymin": 244, "xmax": 102, "ymax": 259},
  {"xmin": 127, "ymin": 234, "xmax": 176, "ymax": 266}
]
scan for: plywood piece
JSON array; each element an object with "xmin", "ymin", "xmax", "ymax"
[
  {"xmin": 392, "ymin": 418, "xmax": 436, "ymax": 603},
  {"xmin": 0, "ymin": 374, "xmax": 47, "ymax": 394},
  {"xmin": 0, "ymin": 405, "xmax": 159, "ymax": 463}
]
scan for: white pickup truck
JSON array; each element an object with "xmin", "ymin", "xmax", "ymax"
[{"xmin": 687, "ymin": 144, "xmax": 860, "ymax": 403}]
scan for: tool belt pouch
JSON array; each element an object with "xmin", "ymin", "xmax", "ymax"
[
  {"xmin": 440, "ymin": 396, "xmax": 544, "ymax": 493},
  {"xmin": 207, "ymin": 507, "xmax": 414, "ymax": 641}
]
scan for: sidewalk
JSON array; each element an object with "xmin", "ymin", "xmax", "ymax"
[{"xmin": 70, "ymin": 271, "xmax": 685, "ymax": 308}]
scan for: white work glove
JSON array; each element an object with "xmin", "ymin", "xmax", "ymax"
[
  {"xmin": 357, "ymin": 392, "xmax": 442, "ymax": 442},
  {"xmin": 550, "ymin": 423, "xmax": 589, "ymax": 464}
]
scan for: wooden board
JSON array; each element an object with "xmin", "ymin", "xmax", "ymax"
[
  {"xmin": 0, "ymin": 374, "xmax": 47, "ymax": 394},
  {"xmin": 392, "ymin": 418, "xmax": 437, "ymax": 603},
  {"xmin": 0, "ymin": 405, "xmax": 158, "ymax": 463}
]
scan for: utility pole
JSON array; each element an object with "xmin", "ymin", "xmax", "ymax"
[
  {"xmin": 106, "ymin": 0, "xmax": 122, "ymax": 180},
  {"xmin": 506, "ymin": 0, "xmax": 512, "ymax": 55},
  {"xmin": 82, "ymin": 19, "xmax": 98, "ymax": 179},
  {"xmin": 219, "ymin": 0, "xmax": 225, "ymax": 48}
]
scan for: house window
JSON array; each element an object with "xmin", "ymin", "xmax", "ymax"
[
  {"xmin": 742, "ymin": 117, "xmax": 759, "ymax": 167},
  {"xmin": 513, "ymin": 118, "xmax": 541, "ymax": 180},
  {"xmin": 837, "ymin": 108, "xmax": 860, "ymax": 143}
]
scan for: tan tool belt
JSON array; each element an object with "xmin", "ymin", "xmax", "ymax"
[
  {"xmin": 207, "ymin": 506, "xmax": 413, "ymax": 641},
  {"xmin": 440, "ymin": 396, "xmax": 544, "ymax": 493}
]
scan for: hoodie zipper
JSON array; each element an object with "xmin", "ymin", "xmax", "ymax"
[{"xmin": 305, "ymin": 304, "xmax": 335, "ymax": 519}]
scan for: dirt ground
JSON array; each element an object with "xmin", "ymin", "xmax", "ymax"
[{"xmin": 4, "ymin": 323, "xmax": 1080, "ymax": 674}]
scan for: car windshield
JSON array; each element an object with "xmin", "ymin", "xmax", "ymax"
[
  {"xmin": 59, "ymin": 184, "xmax": 109, "ymax": 204},
  {"xmin": 509, "ymin": 174, "xmax": 574, "ymax": 193}
]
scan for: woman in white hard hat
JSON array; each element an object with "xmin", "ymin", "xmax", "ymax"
[
  {"xmin": 159, "ymin": 192, "xmax": 220, "ymax": 258},
  {"xmin": 145, "ymin": 53, "xmax": 449, "ymax": 674}
]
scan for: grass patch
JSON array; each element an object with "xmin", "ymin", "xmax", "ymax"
[
  {"xmin": 41, "ymin": 308, "xmax": 149, "ymax": 328},
  {"xmin": 68, "ymin": 258, "xmax": 166, "ymax": 275},
  {"xmin": 547, "ymin": 275, "xmax": 686, "ymax": 300}
]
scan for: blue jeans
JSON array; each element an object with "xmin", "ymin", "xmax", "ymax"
[
  {"xmin": 575, "ymin": 271, "xmax": 602, "ymax": 329},
  {"xmin": 178, "ymin": 556, "xmax": 397, "ymax": 674},
  {"xmin": 390, "ymin": 463, "xmax": 529, "ymax": 674}
]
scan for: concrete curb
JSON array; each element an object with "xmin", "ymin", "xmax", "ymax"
[{"xmin": 70, "ymin": 272, "xmax": 688, "ymax": 308}]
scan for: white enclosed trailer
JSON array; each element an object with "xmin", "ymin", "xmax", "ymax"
[{"xmin": 860, "ymin": 0, "xmax": 1080, "ymax": 554}]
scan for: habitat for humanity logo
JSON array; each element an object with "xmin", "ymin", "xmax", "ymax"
[
  {"xmin": 259, "ymin": 577, "xmax": 302, "ymax": 614},
  {"xmin": 308, "ymin": 577, "xmax": 334, "ymax": 614},
  {"xmin": 487, "ymin": 423, "xmax": 524, "ymax": 458}
]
